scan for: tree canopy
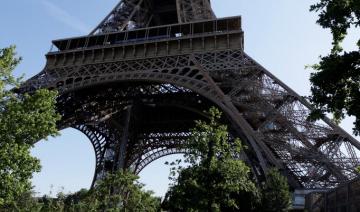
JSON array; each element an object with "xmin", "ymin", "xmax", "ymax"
[
  {"xmin": 261, "ymin": 168, "xmax": 292, "ymax": 212},
  {"xmin": 84, "ymin": 170, "xmax": 161, "ymax": 212},
  {"xmin": 3, "ymin": 170, "xmax": 161, "ymax": 212},
  {"xmin": 309, "ymin": 0, "xmax": 360, "ymax": 134},
  {"xmin": 0, "ymin": 46, "xmax": 60, "ymax": 208},
  {"xmin": 163, "ymin": 108, "xmax": 261, "ymax": 211}
]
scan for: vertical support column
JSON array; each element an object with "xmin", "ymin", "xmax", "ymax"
[
  {"xmin": 346, "ymin": 183, "xmax": 350, "ymax": 212},
  {"xmin": 115, "ymin": 105, "xmax": 132, "ymax": 170},
  {"xmin": 324, "ymin": 192, "xmax": 328, "ymax": 212},
  {"xmin": 92, "ymin": 105, "xmax": 134, "ymax": 186}
]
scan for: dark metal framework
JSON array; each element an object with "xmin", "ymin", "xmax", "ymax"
[
  {"xmin": 305, "ymin": 177, "xmax": 360, "ymax": 211},
  {"xmin": 90, "ymin": 0, "xmax": 214, "ymax": 34},
  {"xmin": 23, "ymin": 0, "xmax": 360, "ymax": 189}
]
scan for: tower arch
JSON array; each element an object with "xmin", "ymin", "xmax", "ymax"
[{"xmin": 21, "ymin": 0, "xmax": 360, "ymax": 191}]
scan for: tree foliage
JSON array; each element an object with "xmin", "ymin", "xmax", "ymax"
[
  {"xmin": 310, "ymin": 0, "xmax": 360, "ymax": 52},
  {"xmin": 163, "ymin": 107, "xmax": 261, "ymax": 211},
  {"xmin": 0, "ymin": 46, "xmax": 60, "ymax": 208},
  {"xmin": 4, "ymin": 171, "xmax": 160, "ymax": 212},
  {"xmin": 83, "ymin": 170, "xmax": 161, "ymax": 212},
  {"xmin": 261, "ymin": 168, "xmax": 292, "ymax": 212},
  {"xmin": 309, "ymin": 0, "xmax": 360, "ymax": 134},
  {"xmin": 356, "ymin": 166, "xmax": 360, "ymax": 174}
]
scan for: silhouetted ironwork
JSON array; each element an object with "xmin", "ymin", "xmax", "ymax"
[
  {"xmin": 22, "ymin": 0, "xmax": 360, "ymax": 190},
  {"xmin": 305, "ymin": 177, "xmax": 360, "ymax": 211}
]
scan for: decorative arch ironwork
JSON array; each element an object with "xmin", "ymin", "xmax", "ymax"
[{"xmin": 20, "ymin": 1, "xmax": 360, "ymax": 191}]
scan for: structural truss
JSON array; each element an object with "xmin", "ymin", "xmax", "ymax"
[{"xmin": 22, "ymin": 0, "xmax": 360, "ymax": 189}]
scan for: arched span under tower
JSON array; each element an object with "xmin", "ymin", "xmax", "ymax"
[{"xmin": 21, "ymin": 0, "xmax": 360, "ymax": 192}]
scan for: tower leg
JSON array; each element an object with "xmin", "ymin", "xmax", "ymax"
[
  {"xmin": 114, "ymin": 106, "xmax": 132, "ymax": 170},
  {"xmin": 93, "ymin": 105, "xmax": 134, "ymax": 184}
]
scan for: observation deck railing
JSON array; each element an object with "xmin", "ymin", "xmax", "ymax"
[{"xmin": 49, "ymin": 16, "xmax": 242, "ymax": 53}]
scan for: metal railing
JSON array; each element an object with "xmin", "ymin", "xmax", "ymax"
[{"xmin": 49, "ymin": 16, "xmax": 242, "ymax": 53}]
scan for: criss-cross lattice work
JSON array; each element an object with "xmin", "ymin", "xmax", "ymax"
[
  {"xmin": 90, "ymin": 0, "xmax": 215, "ymax": 34},
  {"xmin": 21, "ymin": 0, "xmax": 360, "ymax": 190},
  {"xmin": 23, "ymin": 48, "xmax": 360, "ymax": 188}
]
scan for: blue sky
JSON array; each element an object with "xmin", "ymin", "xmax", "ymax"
[{"xmin": 1, "ymin": 0, "xmax": 359, "ymax": 197}]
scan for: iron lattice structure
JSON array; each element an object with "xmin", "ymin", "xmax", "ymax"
[{"xmin": 22, "ymin": 0, "xmax": 360, "ymax": 189}]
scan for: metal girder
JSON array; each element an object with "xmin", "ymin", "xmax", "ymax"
[
  {"xmin": 90, "ymin": 0, "xmax": 150, "ymax": 34},
  {"xmin": 129, "ymin": 132, "xmax": 191, "ymax": 174},
  {"xmin": 176, "ymin": 0, "xmax": 215, "ymax": 23},
  {"xmin": 25, "ymin": 48, "xmax": 360, "ymax": 189},
  {"xmin": 91, "ymin": 0, "xmax": 215, "ymax": 34},
  {"xmin": 21, "ymin": 2, "xmax": 360, "ymax": 190},
  {"xmin": 66, "ymin": 84, "xmax": 212, "ymax": 184}
]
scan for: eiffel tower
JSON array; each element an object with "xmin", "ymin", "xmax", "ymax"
[{"xmin": 22, "ymin": 0, "xmax": 360, "ymax": 191}]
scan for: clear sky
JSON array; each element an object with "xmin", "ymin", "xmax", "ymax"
[{"xmin": 0, "ymin": 0, "xmax": 359, "ymax": 198}]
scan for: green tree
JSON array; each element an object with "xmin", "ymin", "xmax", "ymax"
[
  {"xmin": 356, "ymin": 166, "xmax": 360, "ymax": 174},
  {"xmin": 20, "ymin": 171, "xmax": 160, "ymax": 212},
  {"xmin": 39, "ymin": 194, "xmax": 66, "ymax": 212},
  {"xmin": 0, "ymin": 46, "xmax": 60, "ymax": 208},
  {"xmin": 163, "ymin": 107, "xmax": 261, "ymax": 211},
  {"xmin": 309, "ymin": 0, "xmax": 360, "ymax": 134},
  {"xmin": 45, "ymin": 171, "xmax": 161, "ymax": 212},
  {"xmin": 61, "ymin": 189, "xmax": 90, "ymax": 211},
  {"xmin": 261, "ymin": 168, "xmax": 292, "ymax": 212},
  {"xmin": 8, "ymin": 191, "xmax": 43, "ymax": 212},
  {"xmin": 87, "ymin": 170, "xmax": 161, "ymax": 212}
]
